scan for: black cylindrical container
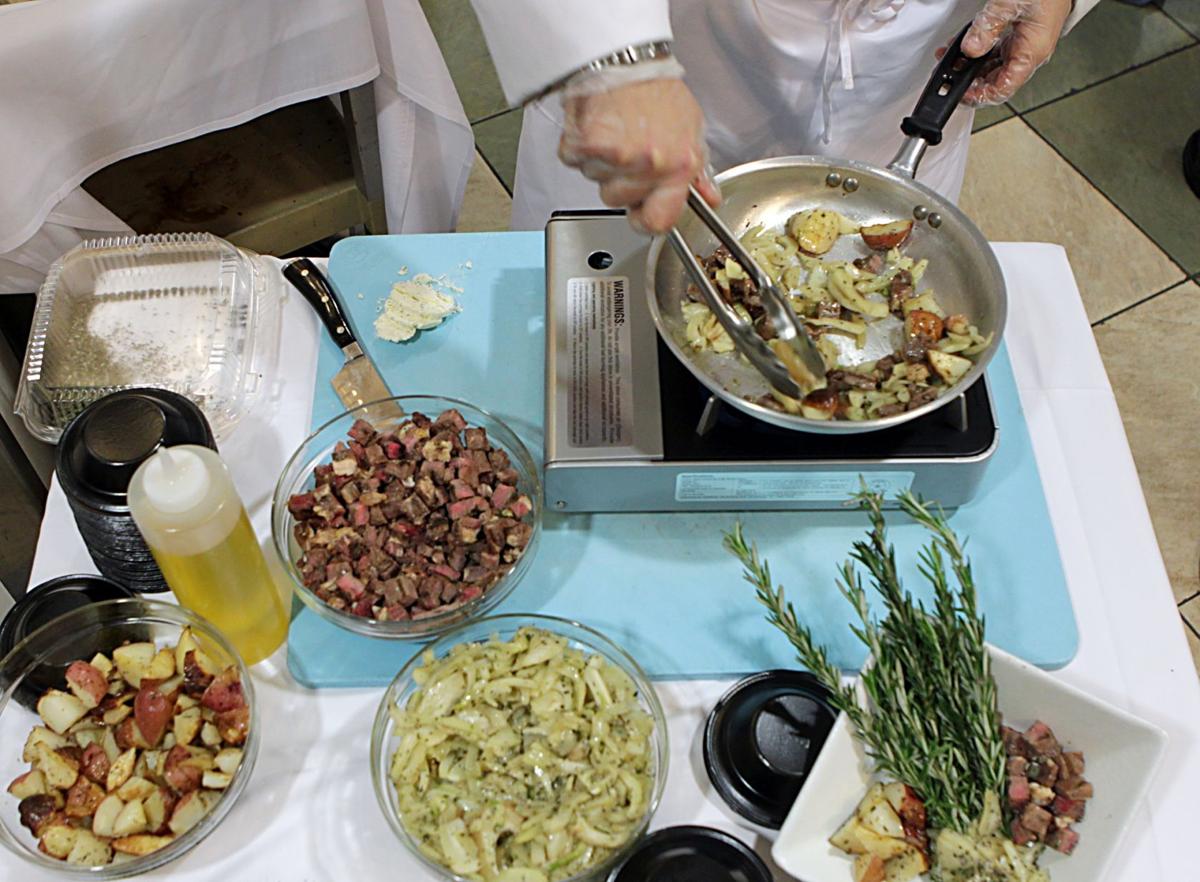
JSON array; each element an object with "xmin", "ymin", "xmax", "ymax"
[
  {"xmin": 0, "ymin": 574, "xmax": 139, "ymax": 710},
  {"xmin": 608, "ymin": 826, "xmax": 772, "ymax": 882},
  {"xmin": 56, "ymin": 389, "xmax": 216, "ymax": 593},
  {"xmin": 704, "ymin": 670, "xmax": 837, "ymax": 834}
]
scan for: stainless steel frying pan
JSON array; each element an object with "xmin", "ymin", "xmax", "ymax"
[{"xmin": 646, "ymin": 27, "xmax": 1007, "ymax": 434}]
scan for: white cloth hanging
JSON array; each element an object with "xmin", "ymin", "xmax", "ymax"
[
  {"xmin": 362, "ymin": 0, "xmax": 476, "ymax": 236},
  {"xmin": 0, "ymin": 0, "xmax": 475, "ymax": 293},
  {"xmin": 0, "ymin": 190, "xmax": 133, "ymax": 294}
]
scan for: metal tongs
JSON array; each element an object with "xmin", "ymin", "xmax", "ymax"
[{"xmin": 667, "ymin": 187, "xmax": 827, "ymax": 400}]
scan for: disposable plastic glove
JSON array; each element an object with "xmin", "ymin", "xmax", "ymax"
[
  {"xmin": 558, "ymin": 61, "xmax": 720, "ymax": 235},
  {"xmin": 955, "ymin": 0, "xmax": 1073, "ymax": 106}
]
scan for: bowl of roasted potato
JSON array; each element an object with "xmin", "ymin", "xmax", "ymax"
[{"xmin": 0, "ymin": 598, "xmax": 257, "ymax": 877}]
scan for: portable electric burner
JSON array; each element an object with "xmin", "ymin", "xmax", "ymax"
[{"xmin": 544, "ymin": 211, "xmax": 998, "ymax": 512}]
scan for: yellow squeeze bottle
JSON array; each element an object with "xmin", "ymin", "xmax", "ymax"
[{"xmin": 127, "ymin": 445, "xmax": 289, "ymax": 664}]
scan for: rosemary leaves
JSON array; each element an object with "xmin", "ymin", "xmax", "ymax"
[{"xmin": 723, "ymin": 489, "xmax": 1005, "ymax": 833}]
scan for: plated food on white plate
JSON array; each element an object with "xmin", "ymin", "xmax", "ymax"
[
  {"xmin": 726, "ymin": 490, "xmax": 1166, "ymax": 882},
  {"xmin": 685, "ymin": 208, "xmax": 992, "ymax": 421},
  {"xmin": 6, "ymin": 627, "xmax": 248, "ymax": 867}
]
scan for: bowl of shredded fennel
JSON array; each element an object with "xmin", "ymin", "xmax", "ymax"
[{"xmin": 370, "ymin": 615, "xmax": 668, "ymax": 882}]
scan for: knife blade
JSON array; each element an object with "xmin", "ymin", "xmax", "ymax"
[{"xmin": 283, "ymin": 258, "xmax": 405, "ymax": 426}]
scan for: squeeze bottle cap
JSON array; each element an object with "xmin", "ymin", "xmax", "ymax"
[{"xmin": 141, "ymin": 447, "xmax": 211, "ymax": 514}]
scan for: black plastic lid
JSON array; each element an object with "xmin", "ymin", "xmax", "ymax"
[
  {"xmin": 0, "ymin": 575, "xmax": 138, "ymax": 710},
  {"xmin": 56, "ymin": 388, "xmax": 215, "ymax": 514},
  {"xmin": 704, "ymin": 670, "xmax": 837, "ymax": 830},
  {"xmin": 609, "ymin": 826, "xmax": 772, "ymax": 882}
]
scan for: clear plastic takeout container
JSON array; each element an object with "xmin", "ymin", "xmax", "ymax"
[{"xmin": 15, "ymin": 233, "xmax": 284, "ymax": 443}]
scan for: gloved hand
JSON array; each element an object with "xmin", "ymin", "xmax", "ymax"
[
  {"xmin": 954, "ymin": 0, "xmax": 1073, "ymax": 106},
  {"xmin": 558, "ymin": 61, "xmax": 720, "ymax": 234}
]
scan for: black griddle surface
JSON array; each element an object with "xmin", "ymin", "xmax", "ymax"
[{"xmin": 656, "ymin": 339, "xmax": 996, "ymax": 462}]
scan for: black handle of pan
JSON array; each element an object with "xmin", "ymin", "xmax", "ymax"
[{"xmin": 901, "ymin": 24, "xmax": 1002, "ymax": 147}]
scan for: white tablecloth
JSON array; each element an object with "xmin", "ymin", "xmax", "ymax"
[
  {"xmin": 0, "ymin": 0, "xmax": 475, "ymax": 293},
  {"xmin": 20, "ymin": 244, "xmax": 1200, "ymax": 880}
]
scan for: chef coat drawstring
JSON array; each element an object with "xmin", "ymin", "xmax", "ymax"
[{"xmin": 818, "ymin": 0, "xmax": 907, "ymax": 144}]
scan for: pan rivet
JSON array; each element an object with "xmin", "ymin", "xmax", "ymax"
[
  {"xmin": 842, "ymin": 178, "xmax": 859, "ymax": 192},
  {"xmin": 913, "ymin": 205, "xmax": 929, "ymax": 220},
  {"xmin": 825, "ymin": 172, "xmax": 842, "ymax": 187},
  {"xmin": 928, "ymin": 213, "xmax": 943, "ymax": 228}
]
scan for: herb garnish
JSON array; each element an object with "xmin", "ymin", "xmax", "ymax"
[{"xmin": 724, "ymin": 489, "xmax": 1005, "ymax": 833}]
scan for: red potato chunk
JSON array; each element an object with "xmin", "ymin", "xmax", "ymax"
[
  {"xmin": 905, "ymin": 309, "xmax": 944, "ymax": 342},
  {"xmin": 65, "ymin": 661, "xmax": 108, "ymax": 709},
  {"xmin": 134, "ymin": 686, "xmax": 173, "ymax": 747},
  {"xmin": 64, "ymin": 777, "xmax": 105, "ymax": 819},
  {"xmin": 114, "ymin": 717, "xmax": 150, "ymax": 751},
  {"xmin": 802, "ymin": 387, "xmax": 842, "ymax": 419},
  {"xmin": 19, "ymin": 796, "xmax": 65, "ymax": 837},
  {"xmin": 200, "ymin": 668, "xmax": 246, "ymax": 714},
  {"xmin": 162, "ymin": 746, "xmax": 202, "ymax": 794},
  {"xmin": 852, "ymin": 854, "xmax": 886, "ymax": 882},
  {"xmin": 181, "ymin": 650, "xmax": 215, "ymax": 696},
  {"xmin": 215, "ymin": 707, "xmax": 250, "ymax": 746},
  {"xmin": 7, "ymin": 770, "xmax": 47, "ymax": 800},
  {"xmin": 80, "ymin": 743, "xmax": 110, "ymax": 785},
  {"xmin": 860, "ymin": 219, "xmax": 913, "ymax": 251}
]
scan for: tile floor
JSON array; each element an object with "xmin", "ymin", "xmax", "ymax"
[{"xmin": 426, "ymin": 0, "xmax": 1200, "ymax": 673}]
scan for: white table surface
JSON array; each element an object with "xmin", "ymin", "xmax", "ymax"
[{"xmin": 18, "ymin": 243, "xmax": 1200, "ymax": 881}]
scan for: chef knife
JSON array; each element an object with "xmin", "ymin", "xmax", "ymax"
[{"xmin": 283, "ymin": 258, "xmax": 404, "ymax": 424}]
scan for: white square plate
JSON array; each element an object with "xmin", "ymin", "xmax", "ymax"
[{"xmin": 772, "ymin": 645, "xmax": 1167, "ymax": 882}]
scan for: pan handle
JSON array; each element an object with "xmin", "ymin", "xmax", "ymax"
[{"xmin": 889, "ymin": 23, "xmax": 1001, "ymax": 177}]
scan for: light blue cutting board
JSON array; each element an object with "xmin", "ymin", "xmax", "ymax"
[{"xmin": 286, "ymin": 232, "xmax": 1077, "ymax": 688}]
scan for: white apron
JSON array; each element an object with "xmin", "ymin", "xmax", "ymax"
[{"xmin": 510, "ymin": 0, "xmax": 981, "ymax": 230}]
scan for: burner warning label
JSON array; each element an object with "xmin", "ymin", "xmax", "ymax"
[
  {"xmin": 675, "ymin": 471, "xmax": 915, "ymax": 502},
  {"xmin": 568, "ymin": 276, "xmax": 633, "ymax": 447}
]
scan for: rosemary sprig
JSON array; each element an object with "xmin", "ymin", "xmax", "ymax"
[{"xmin": 723, "ymin": 489, "xmax": 1005, "ymax": 833}]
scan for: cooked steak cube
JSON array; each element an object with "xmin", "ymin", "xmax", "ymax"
[
  {"xmin": 1061, "ymin": 751, "xmax": 1085, "ymax": 777},
  {"xmin": 1055, "ymin": 777, "xmax": 1093, "ymax": 800},
  {"xmin": 1007, "ymin": 776, "xmax": 1031, "ymax": 808},
  {"xmin": 1019, "ymin": 804, "xmax": 1053, "ymax": 839},
  {"xmin": 1024, "ymin": 720, "xmax": 1062, "ymax": 756},
  {"xmin": 1045, "ymin": 825, "xmax": 1079, "ymax": 855},
  {"xmin": 1051, "ymin": 794, "xmax": 1086, "ymax": 822}
]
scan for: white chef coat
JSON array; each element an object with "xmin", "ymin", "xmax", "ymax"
[{"xmin": 470, "ymin": 0, "xmax": 1099, "ymax": 230}]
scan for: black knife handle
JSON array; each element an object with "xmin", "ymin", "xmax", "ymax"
[
  {"xmin": 284, "ymin": 258, "xmax": 357, "ymax": 350},
  {"xmin": 901, "ymin": 24, "xmax": 1001, "ymax": 147}
]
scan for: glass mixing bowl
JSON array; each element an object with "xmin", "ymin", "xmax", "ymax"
[
  {"xmin": 370, "ymin": 614, "xmax": 669, "ymax": 881},
  {"xmin": 0, "ymin": 598, "xmax": 258, "ymax": 878},
  {"xmin": 271, "ymin": 395, "xmax": 542, "ymax": 640}
]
